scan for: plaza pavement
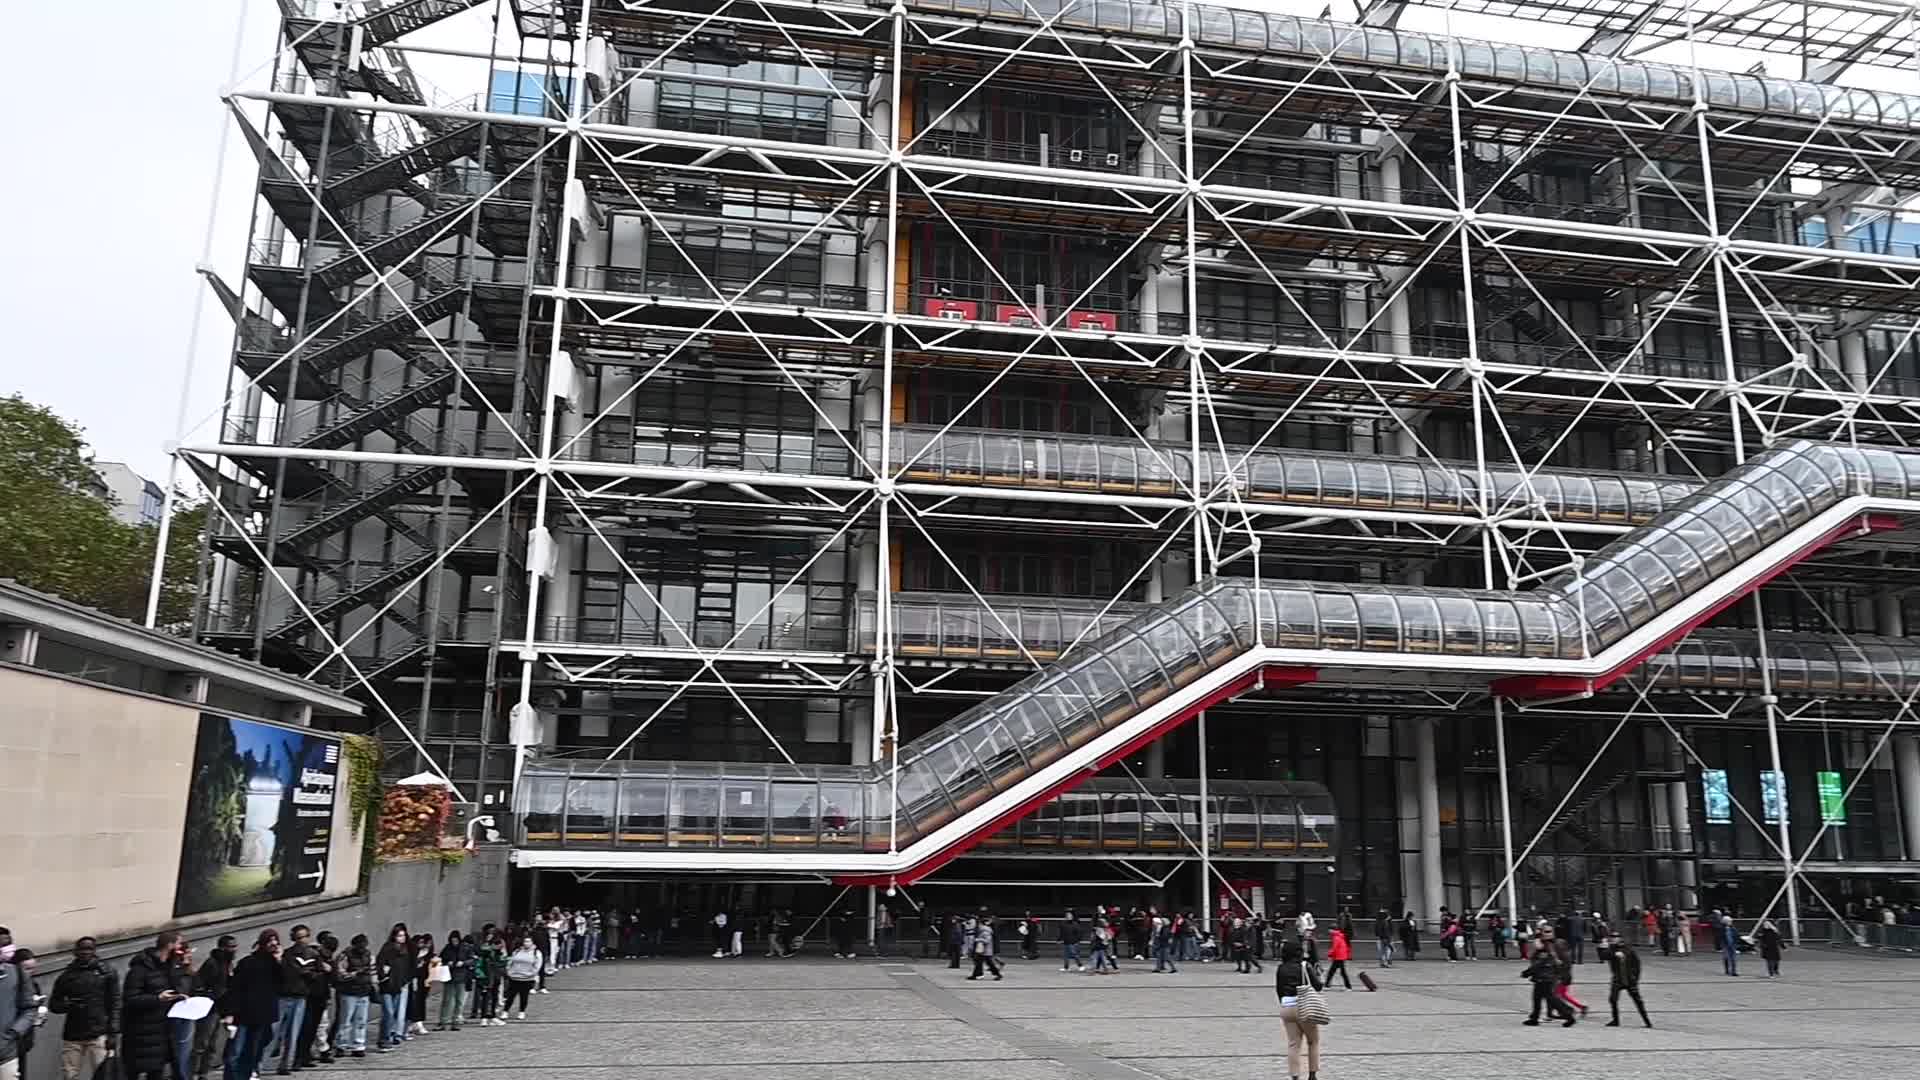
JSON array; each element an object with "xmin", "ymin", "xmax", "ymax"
[{"xmin": 316, "ymin": 943, "xmax": 1920, "ymax": 1079}]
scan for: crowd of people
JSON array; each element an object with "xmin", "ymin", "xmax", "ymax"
[{"xmin": 0, "ymin": 917, "xmax": 575, "ymax": 1080}]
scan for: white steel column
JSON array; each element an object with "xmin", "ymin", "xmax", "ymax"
[
  {"xmin": 1198, "ymin": 708, "xmax": 1212, "ymax": 927},
  {"xmin": 1895, "ymin": 737, "xmax": 1920, "ymax": 862},
  {"xmin": 1415, "ymin": 715, "xmax": 1444, "ymax": 927},
  {"xmin": 1667, "ymin": 780, "xmax": 1698, "ymax": 908},
  {"xmin": 513, "ymin": 0, "xmax": 597, "ymax": 792},
  {"xmin": 878, "ymin": 0, "xmax": 907, "ymax": 854},
  {"xmin": 1180, "ymin": 0, "xmax": 1211, "ymax": 934},
  {"xmin": 1751, "ymin": 606, "xmax": 1801, "ymax": 943},
  {"xmin": 1492, "ymin": 697, "xmax": 1520, "ymax": 925}
]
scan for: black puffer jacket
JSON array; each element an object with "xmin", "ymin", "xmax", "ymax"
[
  {"xmin": 121, "ymin": 950, "xmax": 188, "ymax": 1075},
  {"xmin": 49, "ymin": 959, "xmax": 120, "ymax": 1042}
]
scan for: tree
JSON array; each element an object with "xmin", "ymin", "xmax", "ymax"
[{"xmin": 0, "ymin": 394, "xmax": 204, "ymax": 629}]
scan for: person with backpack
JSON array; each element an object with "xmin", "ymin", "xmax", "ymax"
[
  {"xmin": 1605, "ymin": 934, "xmax": 1651, "ymax": 1028},
  {"xmin": 332, "ymin": 935, "xmax": 375, "ymax": 1056}
]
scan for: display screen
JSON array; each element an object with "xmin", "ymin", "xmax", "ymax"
[
  {"xmin": 1702, "ymin": 769, "xmax": 1731, "ymax": 824},
  {"xmin": 1761, "ymin": 770, "xmax": 1787, "ymax": 825},
  {"xmin": 1818, "ymin": 771, "xmax": 1846, "ymax": 825}
]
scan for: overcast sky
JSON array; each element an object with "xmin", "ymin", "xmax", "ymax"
[{"xmin": 7, "ymin": 1, "xmax": 1908, "ymax": 484}]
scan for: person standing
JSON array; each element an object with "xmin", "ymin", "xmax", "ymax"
[
  {"xmin": 1296, "ymin": 909, "xmax": 1318, "ymax": 965},
  {"xmin": 267, "ymin": 925, "xmax": 319, "ymax": 1075},
  {"xmin": 164, "ymin": 940, "xmax": 200, "ymax": 1080},
  {"xmin": 472, "ymin": 929, "xmax": 505, "ymax": 1026},
  {"xmin": 876, "ymin": 905, "xmax": 897, "ymax": 957},
  {"xmin": 374, "ymin": 925, "xmax": 412, "ymax": 1051},
  {"xmin": 1059, "ymin": 911, "xmax": 1084, "ymax": 972},
  {"xmin": 1489, "ymin": 914, "xmax": 1509, "ymax": 960},
  {"xmin": 299, "ymin": 932, "xmax": 336, "ymax": 1066},
  {"xmin": 0, "ymin": 934, "xmax": 30, "ymax": 1080},
  {"xmin": 1151, "ymin": 916, "xmax": 1178, "ymax": 974},
  {"xmin": 967, "ymin": 917, "xmax": 1003, "ymax": 981},
  {"xmin": 332, "ymin": 934, "xmax": 374, "ymax": 1056},
  {"xmin": 1567, "ymin": 910, "xmax": 1588, "ymax": 965},
  {"xmin": 1324, "ymin": 926, "xmax": 1351, "ymax": 990},
  {"xmin": 1604, "ymin": 935, "xmax": 1651, "ymax": 1028},
  {"xmin": 437, "ymin": 931, "xmax": 473, "ymax": 1031},
  {"xmin": 190, "ymin": 935, "xmax": 235, "ymax": 1078},
  {"xmin": 1756, "ymin": 920, "xmax": 1783, "ymax": 978},
  {"xmin": 1274, "ymin": 942, "xmax": 1324, "ymax": 1080},
  {"xmin": 121, "ymin": 931, "xmax": 188, "ymax": 1080},
  {"xmin": 48, "ymin": 935, "xmax": 118, "ymax": 1080},
  {"xmin": 222, "ymin": 932, "xmax": 283, "ymax": 1080},
  {"xmin": 407, "ymin": 934, "xmax": 437, "ymax": 1036},
  {"xmin": 1716, "ymin": 911, "xmax": 1739, "ymax": 977},
  {"xmin": 502, "ymin": 938, "xmax": 541, "ymax": 1021},
  {"xmin": 1399, "ymin": 911, "xmax": 1420, "ymax": 961},
  {"xmin": 1373, "ymin": 910, "xmax": 1394, "ymax": 967}
]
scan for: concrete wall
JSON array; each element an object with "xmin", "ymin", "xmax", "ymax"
[{"xmin": 0, "ymin": 665, "xmax": 364, "ymax": 952}]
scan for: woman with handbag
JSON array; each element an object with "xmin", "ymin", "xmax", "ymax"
[{"xmin": 1274, "ymin": 941, "xmax": 1325, "ymax": 1080}]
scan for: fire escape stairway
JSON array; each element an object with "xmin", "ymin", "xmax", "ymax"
[
  {"xmin": 358, "ymin": 0, "xmax": 491, "ymax": 45},
  {"xmin": 293, "ymin": 370, "xmax": 458, "ymax": 453},
  {"xmin": 274, "ymin": 465, "xmax": 448, "ymax": 552},
  {"xmin": 302, "ymin": 275, "xmax": 469, "ymax": 374},
  {"xmin": 309, "ymin": 200, "xmax": 482, "ymax": 289},
  {"xmin": 324, "ymin": 122, "xmax": 484, "ymax": 206},
  {"xmin": 262, "ymin": 550, "xmax": 435, "ymax": 644}
]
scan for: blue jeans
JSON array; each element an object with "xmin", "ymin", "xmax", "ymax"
[
  {"xmin": 225, "ymin": 1023, "xmax": 274, "ymax": 1080},
  {"xmin": 1091, "ymin": 944, "xmax": 1115, "ymax": 970},
  {"xmin": 380, "ymin": 989, "xmax": 407, "ymax": 1046},
  {"xmin": 1722, "ymin": 941, "xmax": 1739, "ymax": 975},
  {"xmin": 168, "ymin": 1017, "xmax": 194, "ymax": 1079},
  {"xmin": 1377, "ymin": 938, "xmax": 1394, "ymax": 965},
  {"xmin": 269, "ymin": 996, "xmax": 306, "ymax": 1072},
  {"xmin": 337, "ymin": 994, "xmax": 370, "ymax": 1052},
  {"xmin": 1061, "ymin": 942, "xmax": 1080, "ymax": 969},
  {"xmin": 1153, "ymin": 941, "xmax": 1177, "ymax": 972}
]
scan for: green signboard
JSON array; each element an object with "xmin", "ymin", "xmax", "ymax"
[{"xmin": 1818, "ymin": 771, "xmax": 1846, "ymax": 825}]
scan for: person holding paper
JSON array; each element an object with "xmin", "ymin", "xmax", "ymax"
[{"xmin": 121, "ymin": 931, "xmax": 187, "ymax": 1080}]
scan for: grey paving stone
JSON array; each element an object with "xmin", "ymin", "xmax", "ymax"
[{"xmin": 329, "ymin": 948, "xmax": 1919, "ymax": 1080}]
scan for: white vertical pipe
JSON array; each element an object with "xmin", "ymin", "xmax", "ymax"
[{"xmin": 1493, "ymin": 697, "xmax": 1520, "ymax": 926}]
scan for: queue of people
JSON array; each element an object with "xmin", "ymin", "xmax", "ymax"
[{"xmin": 0, "ymin": 917, "xmax": 572, "ymax": 1080}]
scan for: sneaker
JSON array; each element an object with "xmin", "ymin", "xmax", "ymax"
[
  {"xmin": 516, "ymin": 1011, "xmax": 527, "ymax": 1021},
  {"xmin": 1562, "ymin": 1018, "xmax": 1578, "ymax": 1028},
  {"xmin": 1522, "ymin": 1020, "xmax": 1540, "ymax": 1027},
  {"xmin": 1605, "ymin": 1020, "xmax": 1619, "ymax": 1027},
  {"xmin": 1076, "ymin": 965, "xmax": 1086, "ymax": 972},
  {"xmin": 713, "ymin": 950, "xmax": 726, "ymax": 958}
]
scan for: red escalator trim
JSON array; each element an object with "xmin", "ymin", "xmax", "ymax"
[
  {"xmin": 834, "ymin": 665, "xmax": 1320, "ymax": 887},
  {"xmin": 1493, "ymin": 512, "xmax": 1902, "ymax": 700}
]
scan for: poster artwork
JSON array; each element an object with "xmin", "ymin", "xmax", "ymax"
[{"xmin": 174, "ymin": 713, "xmax": 341, "ymax": 917}]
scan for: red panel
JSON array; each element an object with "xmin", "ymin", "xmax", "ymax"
[
  {"xmin": 834, "ymin": 665, "xmax": 1320, "ymax": 887},
  {"xmin": 924, "ymin": 299, "xmax": 978, "ymax": 320},
  {"xmin": 1494, "ymin": 512, "xmax": 1902, "ymax": 699},
  {"xmin": 994, "ymin": 303, "xmax": 1041, "ymax": 327},
  {"xmin": 1066, "ymin": 310, "xmax": 1119, "ymax": 332}
]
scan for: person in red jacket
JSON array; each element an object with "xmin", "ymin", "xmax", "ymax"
[{"xmin": 1325, "ymin": 927, "xmax": 1353, "ymax": 990}]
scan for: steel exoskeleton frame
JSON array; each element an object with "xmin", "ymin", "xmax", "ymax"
[{"xmin": 164, "ymin": 0, "xmax": 1920, "ymax": 930}]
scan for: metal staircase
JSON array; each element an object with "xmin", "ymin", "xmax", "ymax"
[
  {"xmin": 292, "ymin": 368, "xmax": 460, "ymax": 452},
  {"xmin": 275, "ymin": 465, "xmax": 449, "ymax": 552},
  {"xmin": 324, "ymin": 122, "xmax": 486, "ymax": 205},
  {"xmin": 261, "ymin": 550, "xmax": 437, "ymax": 643}
]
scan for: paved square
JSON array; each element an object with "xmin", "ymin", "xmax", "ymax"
[{"xmin": 326, "ymin": 945, "xmax": 1920, "ymax": 1079}]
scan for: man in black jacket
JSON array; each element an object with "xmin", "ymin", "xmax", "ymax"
[
  {"xmin": 270, "ymin": 925, "xmax": 320, "ymax": 1076},
  {"xmin": 49, "ymin": 936, "xmax": 119, "ymax": 1080},
  {"xmin": 296, "ymin": 931, "xmax": 336, "ymax": 1067},
  {"xmin": 1605, "ymin": 935, "xmax": 1652, "ymax": 1028},
  {"xmin": 191, "ymin": 936, "xmax": 236, "ymax": 1078}
]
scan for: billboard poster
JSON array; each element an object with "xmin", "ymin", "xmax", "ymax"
[
  {"xmin": 1702, "ymin": 769, "xmax": 1732, "ymax": 823},
  {"xmin": 1818, "ymin": 771, "xmax": 1847, "ymax": 825},
  {"xmin": 1761, "ymin": 770, "xmax": 1788, "ymax": 825},
  {"xmin": 174, "ymin": 713, "xmax": 341, "ymax": 917}
]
